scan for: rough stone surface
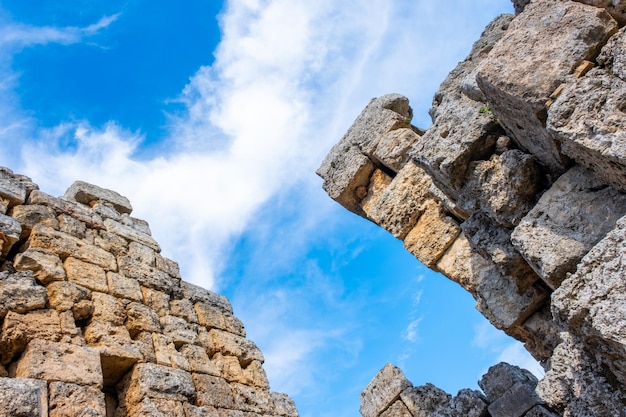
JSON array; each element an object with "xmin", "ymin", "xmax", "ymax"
[
  {"xmin": 0, "ymin": 377, "xmax": 48, "ymax": 417},
  {"xmin": 0, "ymin": 271, "xmax": 47, "ymax": 318},
  {"xmin": 48, "ymin": 382, "xmax": 106, "ymax": 417},
  {"xmin": 13, "ymin": 249, "xmax": 66, "ymax": 284},
  {"xmin": 64, "ymin": 180, "xmax": 133, "ymax": 215},
  {"xmin": 360, "ymin": 364, "xmax": 412, "ymax": 417}
]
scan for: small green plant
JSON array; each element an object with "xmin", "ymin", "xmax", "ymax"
[{"xmin": 479, "ymin": 103, "xmax": 492, "ymax": 115}]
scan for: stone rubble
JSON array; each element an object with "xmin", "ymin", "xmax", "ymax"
[
  {"xmin": 0, "ymin": 169, "xmax": 298, "ymax": 417},
  {"xmin": 319, "ymin": 0, "xmax": 626, "ymax": 415}
]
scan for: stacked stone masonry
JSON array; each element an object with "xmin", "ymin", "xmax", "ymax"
[
  {"xmin": 0, "ymin": 169, "xmax": 298, "ymax": 417},
  {"xmin": 319, "ymin": 0, "xmax": 626, "ymax": 415}
]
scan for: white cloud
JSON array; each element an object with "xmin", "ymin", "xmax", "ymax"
[{"xmin": 403, "ymin": 317, "xmax": 423, "ymax": 343}]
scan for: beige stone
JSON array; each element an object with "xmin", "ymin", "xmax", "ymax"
[
  {"xmin": 125, "ymin": 363, "xmax": 195, "ymax": 403},
  {"xmin": 58, "ymin": 310, "xmax": 84, "ymax": 345},
  {"xmin": 360, "ymin": 169, "xmax": 392, "ymax": 219},
  {"xmin": 118, "ymin": 256, "xmax": 178, "ymax": 295},
  {"xmin": 195, "ymin": 302, "xmax": 246, "ymax": 336},
  {"xmin": 170, "ymin": 299, "xmax": 199, "ymax": 323},
  {"xmin": 212, "ymin": 352, "xmax": 244, "ymax": 383},
  {"xmin": 91, "ymin": 292, "xmax": 127, "ymax": 325},
  {"xmin": 9, "ymin": 204, "xmax": 56, "ymax": 239},
  {"xmin": 230, "ymin": 383, "xmax": 274, "ymax": 414},
  {"xmin": 94, "ymin": 229, "xmax": 128, "ymax": 257},
  {"xmin": 28, "ymin": 190, "xmax": 104, "ymax": 230},
  {"xmin": 57, "ymin": 213, "xmax": 87, "ymax": 239},
  {"xmin": 209, "ymin": 329, "xmax": 264, "ymax": 366},
  {"xmin": 15, "ymin": 339, "xmax": 103, "ymax": 387},
  {"xmin": 360, "ymin": 364, "xmax": 412, "ymax": 417},
  {"xmin": 160, "ymin": 315, "xmax": 198, "ymax": 347},
  {"xmin": 181, "ymin": 281, "xmax": 232, "ymax": 313},
  {"xmin": 48, "ymin": 381, "xmax": 106, "ymax": 417},
  {"xmin": 107, "ymin": 271, "xmax": 142, "ymax": 301},
  {"xmin": 0, "ymin": 310, "xmax": 62, "ymax": 362},
  {"xmin": 152, "ymin": 333, "xmax": 173, "ymax": 367},
  {"xmin": 373, "ymin": 128, "xmax": 422, "ymax": 173},
  {"xmin": 126, "ymin": 302, "xmax": 161, "ymax": 337},
  {"xmin": 242, "ymin": 360, "xmax": 269, "ymax": 389},
  {"xmin": 0, "ymin": 271, "xmax": 47, "ymax": 318},
  {"xmin": 133, "ymin": 331, "xmax": 156, "ymax": 363},
  {"xmin": 271, "ymin": 392, "xmax": 299, "ymax": 417},
  {"xmin": 193, "ymin": 374, "xmax": 235, "ymax": 409},
  {"xmin": 155, "ymin": 254, "xmax": 181, "ymax": 279},
  {"xmin": 14, "ymin": 249, "xmax": 66, "ymax": 284},
  {"xmin": 104, "ymin": 218, "xmax": 160, "ymax": 252},
  {"xmin": 141, "ymin": 286, "xmax": 170, "ymax": 317},
  {"xmin": 0, "ymin": 213, "xmax": 22, "ymax": 256},
  {"xmin": 0, "ymin": 377, "xmax": 48, "ymax": 417},
  {"xmin": 179, "ymin": 344, "xmax": 219, "ymax": 376},
  {"xmin": 403, "ymin": 200, "xmax": 460, "ymax": 268},
  {"xmin": 29, "ymin": 225, "xmax": 116, "ymax": 270},
  {"xmin": 0, "ymin": 169, "xmax": 27, "ymax": 207},
  {"xmin": 127, "ymin": 241, "xmax": 156, "ymax": 265},
  {"xmin": 64, "ymin": 180, "xmax": 133, "ymax": 215},
  {"xmin": 47, "ymin": 281, "xmax": 91, "ymax": 312},
  {"xmin": 64, "ymin": 257, "xmax": 108, "ymax": 292}
]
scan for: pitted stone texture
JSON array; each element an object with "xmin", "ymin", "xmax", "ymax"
[
  {"xmin": 380, "ymin": 400, "xmax": 412, "ymax": 417},
  {"xmin": 432, "ymin": 389, "xmax": 488, "ymax": 417},
  {"xmin": 47, "ymin": 281, "xmax": 91, "ymax": 313},
  {"xmin": 0, "ymin": 271, "xmax": 47, "ymax": 318},
  {"xmin": 123, "ymin": 363, "xmax": 195, "ymax": 404},
  {"xmin": 458, "ymin": 150, "xmax": 542, "ymax": 228},
  {"xmin": 209, "ymin": 329, "xmax": 264, "ymax": 366},
  {"xmin": 194, "ymin": 302, "xmax": 245, "ymax": 337},
  {"xmin": 598, "ymin": 27, "xmax": 626, "ymax": 81},
  {"xmin": 64, "ymin": 257, "xmax": 108, "ymax": 293},
  {"xmin": 551, "ymin": 216, "xmax": 626, "ymax": 385},
  {"xmin": 488, "ymin": 382, "xmax": 543, "ymax": 417},
  {"xmin": 9, "ymin": 205, "xmax": 56, "ymax": 239},
  {"xmin": 477, "ymin": 0, "xmax": 618, "ymax": 173},
  {"xmin": 511, "ymin": 165, "xmax": 626, "ymax": 289},
  {"xmin": 373, "ymin": 128, "xmax": 421, "ymax": 173},
  {"xmin": 548, "ymin": 68, "xmax": 626, "ymax": 192},
  {"xmin": 193, "ymin": 374, "xmax": 236, "ymax": 409},
  {"xmin": 360, "ymin": 364, "xmax": 412, "ymax": 417},
  {"xmin": 400, "ymin": 384, "xmax": 451, "ymax": 417},
  {"xmin": 181, "ymin": 281, "xmax": 233, "ymax": 314},
  {"xmin": 48, "ymin": 382, "xmax": 106, "ymax": 417},
  {"xmin": 271, "ymin": 392, "xmax": 299, "ymax": 417},
  {"xmin": 575, "ymin": 0, "xmax": 626, "ymax": 25},
  {"xmin": 28, "ymin": 191, "xmax": 104, "ymax": 230},
  {"xmin": 14, "ymin": 249, "xmax": 66, "ymax": 284},
  {"xmin": 118, "ymin": 256, "xmax": 179, "ymax": 295},
  {"xmin": 1, "ymin": 310, "xmax": 62, "ymax": 362},
  {"xmin": 0, "ymin": 168, "xmax": 27, "ymax": 207},
  {"xmin": 64, "ymin": 180, "xmax": 133, "ymax": 214},
  {"xmin": 0, "ymin": 213, "xmax": 22, "ymax": 256},
  {"xmin": 15, "ymin": 339, "xmax": 103, "ymax": 388},
  {"xmin": 479, "ymin": 362, "xmax": 538, "ymax": 403},
  {"xmin": 104, "ymin": 219, "xmax": 160, "ymax": 252},
  {"xmin": 0, "ymin": 377, "xmax": 48, "ymax": 417}
]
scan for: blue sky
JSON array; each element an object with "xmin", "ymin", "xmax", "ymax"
[{"xmin": 0, "ymin": 1, "xmax": 541, "ymax": 416}]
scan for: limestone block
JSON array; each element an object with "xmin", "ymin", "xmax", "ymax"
[
  {"xmin": 0, "ymin": 310, "xmax": 62, "ymax": 361},
  {"xmin": 141, "ymin": 287, "xmax": 170, "ymax": 317},
  {"xmin": 476, "ymin": 0, "xmax": 618, "ymax": 173},
  {"xmin": 195, "ymin": 302, "xmax": 246, "ymax": 337},
  {"xmin": 524, "ymin": 405, "xmax": 561, "ymax": 417},
  {"xmin": 433, "ymin": 388, "xmax": 488, "ymax": 417},
  {"xmin": 0, "ymin": 377, "xmax": 47, "ymax": 417},
  {"xmin": 64, "ymin": 257, "xmax": 108, "ymax": 292},
  {"xmin": 128, "ymin": 241, "xmax": 155, "ymax": 266},
  {"xmin": 126, "ymin": 302, "xmax": 161, "ymax": 337},
  {"xmin": 461, "ymin": 212, "xmax": 539, "ymax": 292},
  {"xmin": 28, "ymin": 191, "xmax": 104, "ymax": 230},
  {"xmin": 92, "ymin": 292, "xmax": 127, "ymax": 325},
  {"xmin": 120, "ymin": 214, "xmax": 152, "ymax": 235},
  {"xmin": 58, "ymin": 310, "xmax": 83, "ymax": 344},
  {"xmin": 360, "ymin": 169, "xmax": 393, "ymax": 218},
  {"xmin": 182, "ymin": 403, "xmax": 220, "ymax": 417},
  {"xmin": 104, "ymin": 218, "xmax": 160, "ymax": 252},
  {"xmin": 90, "ymin": 201, "xmax": 121, "ymax": 222},
  {"xmin": 399, "ymin": 384, "xmax": 451, "ymax": 416},
  {"xmin": 458, "ymin": 150, "xmax": 542, "ymax": 227},
  {"xmin": 193, "ymin": 374, "xmax": 235, "ymax": 409},
  {"xmin": 380, "ymin": 400, "xmax": 412, "ymax": 417},
  {"xmin": 48, "ymin": 381, "xmax": 106, "ymax": 417},
  {"xmin": 0, "ymin": 213, "xmax": 21, "ymax": 256},
  {"xmin": 242, "ymin": 360, "xmax": 269, "ymax": 389},
  {"xmin": 271, "ymin": 392, "xmax": 299, "ymax": 417},
  {"xmin": 9, "ymin": 204, "xmax": 56, "ymax": 239},
  {"xmin": 152, "ymin": 333, "xmax": 173, "ymax": 367},
  {"xmin": 478, "ymin": 362, "xmax": 537, "ymax": 403},
  {"xmin": 133, "ymin": 332, "xmax": 156, "ymax": 363},
  {"xmin": 57, "ymin": 213, "xmax": 86, "ymax": 239},
  {"xmin": 373, "ymin": 128, "xmax": 421, "ymax": 173},
  {"xmin": 518, "ymin": 305, "xmax": 561, "ymax": 362},
  {"xmin": 181, "ymin": 281, "xmax": 233, "ymax": 314},
  {"xmin": 360, "ymin": 364, "xmax": 412, "ymax": 417},
  {"xmin": 551, "ymin": 216, "xmax": 626, "ymax": 382},
  {"xmin": 575, "ymin": 0, "xmax": 626, "ymax": 25},
  {"xmin": 107, "ymin": 271, "xmax": 142, "ymax": 301},
  {"xmin": 0, "ymin": 270, "xmax": 47, "ymax": 318},
  {"xmin": 0, "ymin": 197, "xmax": 8, "ymax": 215},
  {"xmin": 94, "ymin": 229, "xmax": 128, "ymax": 257},
  {"xmin": 209, "ymin": 329, "xmax": 264, "ymax": 366},
  {"xmin": 118, "ymin": 256, "xmax": 178, "ymax": 295},
  {"xmin": 15, "ymin": 339, "xmax": 103, "ymax": 387},
  {"xmin": 47, "ymin": 281, "xmax": 91, "ymax": 312},
  {"xmin": 125, "ymin": 363, "xmax": 195, "ymax": 404},
  {"xmin": 29, "ymin": 225, "xmax": 116, "ymax": 270},
  {"xmin": 536, "ymin": 333, "xmax": 626, "ymax": 416},
  {"xmin": 412, "ymin": 94, "xmax": 499, "ymax": 199},
  {"xmin": 548, "ymin": 68, "xmax": 626, "ymax": 192},
  {"xmin": 366, "ymin": 162, "xmax": 435, "ymax": 239},
  {"xmin": 64, "ymin": 180, "xmax": 133, "ymax": 214},
  {"xmin": 129, "ymin": 398, "xmax": 186, "ymax": 417},
  {"xmin": 488, "ymin": 382, "xmax": 542, "ymax": 417},
  {"xmin": 156, "ymin": 254, "xmax": 181, "ymax": 279},
  {"xmin": 212, "ymin": 352, "xmax": 244, "ymax": 383},
  {"xmin": 0, "ymin": 169, "xmax": 27, "ymax": 207},
  {"xmin": 511, "ymin": 165, "xmax": 626, "ymax": 289},
  {"xmin": 170, "ymin": 299, "xmax": 199, "ymax": 323},
  {"xmin": 14, "ymin": 249, "xmax": 65, "ymax": 284},
  {"xmin": 160, "ymin": 315, "xmax": 198, "ymax": 346},
  {"xmin": 403, "ymin": 200, "xmax": 460, "ymax": 268},
  {"xmin": 230, "ymin": 383, "xmax": 274, "ymax": 414},
  {"xmin": 84, "ymin": 321, "xmax": 142, "ymax": 385},
  {"xmin": 598, "ymin": 27, "xmax": 626, "ymax": 81},
  {"xmin": 179, "ymin": 344, "xmax": 219, "ymax": 376}
]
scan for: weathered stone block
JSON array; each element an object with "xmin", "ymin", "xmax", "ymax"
[
  {"xmin": 360, "ymin": 364, "xmax": 412, "ymax": 417},
  {"xmin": 0, "ymin": 377, "xmax": 48, "ymax": 417},
  {"xmin": 271, "ymin": 392, "xmax": 299, "ymax": 417},
  {"xmin": 118, "ymin": 256, "xmax": 178, "ymax": 295},
  {"xmin": 29, "ymin": 225, "xmax": 116, "ymax": 270},
  {"xmin": 548, "ymin": 68, "xmax": 626, "ymax": 192},
  {"xmin": 160, "ymin": 315, "xmax": 198, "ymax": 346},
  {"xmin": 598, "ymin": 27, "xmax": 626, "ymax": 81},
  {"xmin": 91, "ymin": 292, "xmax": 127, "ymax": 325},
  {"xmin": 478, "ymin": 362, "xmax": 537, "ymax": 403},
  {"xmin": 64, "ymin": 180, "xmax": 133, "ymax": 214},
  {"xmin": 0, "ymin": 213, "xmax": 22, "ymax": 256},
  {"xmin": 15, "ymin": 339, "xmax": 103, "ymax": 387},
  {"xmin": 179, "ymin": 344, "xmax": 219, "ymax": 376},
  {"xmin": 1, "ymin": 310, "xmax": 62, "ymax": 362},
  {"xmin": 170, "ymin": 299, "xmax": 198, "ymax": 323},
  {"xmin": 434, "ymin": 388, "xmax": 488, "ymax": 417},
  {"xmin": 458, "ymin": 150, "xmax": 542, "ymax": 227},
  {"xmin": 133, "ymin": 331, "xmax": 156, "ymax": 363},
  {"xmin": 400, "ymin": 383, "xmax": 451, "ymax": 416},
  {"xmin": 476, "ymin": 0, "xmax": 617, "ymax": 173},
  {"xmin": 9, "ymin": 204, "xmax": 56, "ymax": 239},
  {"xmin": 488, "ymin": 382, "xmax": 542, "ymax": 417},
  {"xmin": 141, "ymin": 287, "xmax": 170, "ymax": 317},
  {"xmin": 125, "ymin": 363, "xmax": 195, "ymax": 404},
  {"xmin": 380, "ymin": 400, "xmax": 412, "ymax": 417},
  {"xmin": 64, "ymin": 257, "xmax": 108, "ymax": 292},
  {"xmin": 209, "ymin": 329, "xmax": 264, "ymax": 366},
  {"xmin": 193, "ymin": 374, "xmax": 235, "ymax": 409},
  {"xmin": 0, "ymin": 271, "xmax": 47, "ymax": 318},
  {"xmin": 242, "ymin": 360, "xmax": 269, "ymax": 389},
  {"xmin": 361, "ymin": 169, "xmax": 393, "ymax": 218},
  {"xmin": 511, "ymin": 165, "xmax": 626, "ymax": 289},
  {"xmin": 194, "ymin": 302, "xmax": 245, "ymax": 337},
  {"xmin": 128, "ymin": 241, "xmax": 156, "ymax": 265},
  {"xmin": 107, "ymin": 271, "xmax": 142, "ymax": 301},
  {"xmin": 435, "ymin": 234, "xmax": 491, "ymax": 294},
  {"xmin": 576, "ymin": 0, "xmax": 626, "ymax": 25},
  {"xmin": 14, "ymin": 249, "xmax": 65, "ymax": 284},
  {"xmin": 104, "ymin": 218, "xmax": 160, "ymax": 252},
  {"xmin": 403, "ymin": 200, "xmax": 460, "ymax": 268},
  {"xmin": 181, "ymin": 281, "xmax": 232, "ymax": 314},
  {"xmin": 518, "ymin": 305, "xmax": 561, "ymax": 362},
  {"xmin": 230, "ymin": 383, "xmax": 274, "ymax": 414},
  {"xmin": 57, "ymin": 213, "xmax": 86, "ymax": 239},
  {"xmin": 155, "ymin": 254, "xmax": 181, "ymax": 279},
  {"xmin": 48, "ymin": 381, "xmax": 106, "ymax": 417},
  {"xmin": 126, "ymin": 302, "xmax": 161, "ymax": 337},
  {"xmin": 212, "ymin": 352, "xmax": 244, "ymax": 383},
  {"xmin": 0, "ymin": 169, "xmax": 27, "ymax": 207},
  {"xmin": 28, "ymin": 191, "xmax": 104, "ymax": 230},
  {"xmin": 47, "ymin": 281, "xmax": 91, "ymax": 312},
  {"xmin": 373, "ymin": 128, "xmax": 421, "ymax": 173},
  {"xmin": 94, "ymin": 229, "xmax": 128, "ymax": 257}
]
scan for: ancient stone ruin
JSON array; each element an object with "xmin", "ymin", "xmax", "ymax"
[
  {"xmin": 318, "ymin": 0, "xmax": 626, "ymax": 416},
  {"xmin": 0, "ymin": 173, "xmax": 298, "ymax": 416}
]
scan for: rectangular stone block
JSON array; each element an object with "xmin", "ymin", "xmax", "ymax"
[
  {"xmin": 1, "ymin": 310, "xmax": 62, "ymax": 362},
  {"xmin": 170, "ymin": 299, "xmax": 198, "ymax": 323},
  {"xmin": 181, "ymin": 281, "xmax": 232, "ymax": 314},
  {"xmin": 193, "ymin": 374, "xmax": 235, "ymax": 409},
  {"xmin": 104, "ymin": 218, "xmax": 160, "ymax": 252},
  {"xmin": 230, "ymin": 383, "xmax": 274, "ymax": 414},
  {"xmin": 14, "ymin": 249, "xmax": 66, "ymax": 285},
  {"xmin": 179, "ymin": 344, "xmax": 219, "ymax": 376},
  {"xmin": 28, "ymin": 190, "xmax": 104, "ymax": 230},
  {"xmin": 107, "ymin": 271, "xmax": 143, "ymax": 301},
  {"xmin": 0, "ymin": 213, "xmax": 22, "ymax": 256},
  {"xmin": 0, "ymin": 377, "xmax": 48, "ymax": 417},
  {"xmin": 29, "ymin": 225, "xmax": 117, "ymax": 271},
  {"xmin": 0, "ymin": 169, "xmax": 27, "ymax": 206},
  {"xmin": 47, "ymin": 281, "xmax": 91, "ymax": 312},
  {"xmin": 0, "ymin": 271, "xmax": 47, "ymax": 318},
  {"xmin": 126, "ymin": 302, "xmax": 161, "ymax": 337},
  {"xmin": 488, "ymin": 382, "xmax": 542, "ymax": 417},
  {"xmin": 64, "ymin": 257, "xmax": 108, "ymax": 292},
  {"xmin": 209, "ymin": 329, "xmax": 264, "ymax": 366},
  {"xmin": 361, "ymin": 169, "xmax": 393, "ymax": 217},
  {"xmin": 271, "ymin": 392, "xmax": 299, "ymax": 417},
  {"xmin": 15, "ymin": 339, "xmax": 103, "ymax": 388},
  {"xmin": 9, "ymin": 204, "xmax": 57, "ymax": 239},
  {"xmin": 64, "ymin": 180, "xmax": 133, "ymax": 214},
  {"xmin": 125, "ymin": 363, "xmax": 195, "ymax": 403},
  {"xmin": 49, "ymin": 381, "xmax": 106, "ymax": 417},
  {"xmin": 194, "ymin": 302, "xmax": 245, "ymax": 337},
  {"xmin": 160, "ymin": 315, "xmax": 198, "ymax": 346},
  {"xmin": 91, "ymin": 292, "xmax": 127, "ymax": 325},
  {"xmin": 118, "ymin": 256, "xmax": 178, "ymax": 295},
  {"xmin": 360, "ymin": 364, "xmax": 412, "ymax": 417},
  {"xmin": 141, "ymin": 287, "xmax": 170, "ymax": 317}
]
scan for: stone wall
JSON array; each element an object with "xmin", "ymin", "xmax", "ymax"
[
  {"xmin": 0, "ymin": 169, "xmax": 298, "ymax": 417},
  {"xmin": 318, "ymin": 0, "xmax": 626, "ymax": 415}
]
